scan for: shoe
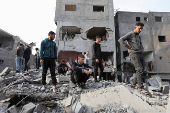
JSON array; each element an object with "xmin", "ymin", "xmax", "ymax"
[
  {"xmin": 52, "ymin": 87, "xmax": 57, "ymax": 93},
  {"xmin": 41, "ymin": 86, "xmax": 45, "ymax": 91},
  {"xmin": 16, "ymin": 70, "xmax": 19, "ymax": 73}
]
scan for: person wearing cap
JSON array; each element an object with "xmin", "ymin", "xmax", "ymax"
[
  {"xmin": 92, "ymin": 36, "xmax": 104, "ymax": 82},
  {"xmin": 58, "ymin": 59, "xmax": 68, "ymax": 75}
]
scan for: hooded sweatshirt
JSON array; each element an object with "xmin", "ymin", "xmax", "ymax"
[{"xmin": 40, "ymin": 38, "xmax": 58, "ymax": 59}]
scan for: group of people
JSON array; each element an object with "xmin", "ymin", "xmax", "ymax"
[
  {"xmin": 16, "ymin": 44, "xmax": 31, "ymax": 73},
  {"xmin": 39, "ymin": 22, "xmax": 147, "ymax": 93}
]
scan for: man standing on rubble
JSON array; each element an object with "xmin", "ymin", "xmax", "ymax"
[
  {"xmin": 23, "ymin": 45, "xmax": 31, "ymax": 72},
  {"xmin": 92, "ymin": 36, "xmax": 104, "ymax": 82},
  {"xmin": 16, "ymin": 43, "xmax": 24, "ymax": 73},
  {"xmin": 71, "ymin": 54, "xmax": 92, "ymax": 89},
  {"xmin": 118, "ymin": 22, "xmax": 145, "ymax": 92},
  {"xmin": 40, "ymin": 31, "xmax": 58, "ymax": 93}
]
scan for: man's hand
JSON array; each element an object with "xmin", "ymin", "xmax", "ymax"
[
  {"xmin": 89, "ymin": 69, "xmax": 92, "ymax": 75},
  {"xmin": 96, "ymin": 59, "xmax": 99, "ymax": 63},
  {"xmin": 128, "ymin": 45, "xmax": 132, "ymax": 49},
  {"xmin": 40, "ymin": 59, "xmax": 44, "ymax": 63},
  {"xmin": 84, "ymin": 70, "xmax": 90, "ymax": 75},
  {"xmin": 65, "ymin": 67, "xmax": 67, "ymax": 71}
]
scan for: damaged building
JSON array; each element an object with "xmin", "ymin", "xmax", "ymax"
[
  {"xmin": 115, "ymin": 11, "xmax": 170, "ymax": 81},
  {"xmin": 0, "ymin": 28, "xmax": 35, "ymax": 72},
  {"xmin": 54, "ymin": 0, "xmax": 117, "ymax": 79}
]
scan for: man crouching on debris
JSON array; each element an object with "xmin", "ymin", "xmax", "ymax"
[
  {"xmin": 118, "ymin": 22, "xmax": 146, "ymax": 92},
  {"xmin": 71, "ymin": 54, "xmax": 92, "ymax": 89},
  {"xmin": 40, "ymin": 31, "xmax": 58, "ymax": 93}
]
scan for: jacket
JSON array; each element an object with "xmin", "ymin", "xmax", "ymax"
[
  {"xmin": 16, "ymin": 46, "xmax": 24, "ymax": 57},
  {"xmin": 23, "ymin": 48, "xmax": 31, "ymax": 60},
  {"xmin": 40, "ymin": 38, "xmax": 58, "ymax": 59},
  {"xmin": 118, "ymin": 31, "xmax": 144, "ymax": 54},
  {"xmin": 92, "ymin": 42, "xmax": 102, "ymax": 60}
]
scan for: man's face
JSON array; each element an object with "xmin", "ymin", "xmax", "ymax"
[
  {"xmin": 96, "ymin": 38, "xmax": 101, "ymax": 43},
  {"xmin": 62, "ymin": 62, "xmax": 66, "ymax": 64},
  {"xmin": 135, "ymin": 25, "xmax": 143, "ymax": 34},
  {"xmin": 78, "ymin": 57, "xmax": 84, "ymax": 64},
  {"xmin": 86, "ymin": 52, "xmax": 89, "ymax": 55},
  {"xmin": 50, "ymin": 34, "xmax": 55, "ymax": 40}
]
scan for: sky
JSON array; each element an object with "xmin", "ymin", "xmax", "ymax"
[{"xmin": 0, "ymin": 0, "xmax": 170, "ymax": 54}]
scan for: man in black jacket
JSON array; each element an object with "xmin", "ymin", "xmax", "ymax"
[
  {"xmin": 58, "ymin": 59, "xmax": 68, "ymax": 75},
  {"xmin": 16, "ymin": 43, "xmax": 24, "ymax": 73},
  {"xmin": 23, "ymin": 45, "xmax": 31, "ymax": 71},
  {"xmin": 71, "ymin": 54, "xmax": 92, "ymax": 88},
  {"xmin": 92, "ymin": 36, "xmax": 104, "ymax": 82}
]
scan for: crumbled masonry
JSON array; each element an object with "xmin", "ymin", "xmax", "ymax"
[{"xmin": 0, "ymin": 68, "xmax": 169, "ymax": 113}]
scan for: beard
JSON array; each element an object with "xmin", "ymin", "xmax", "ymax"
[{"xmin": 50, "ymin": 37, "xmax": 54, "ymax": 40}]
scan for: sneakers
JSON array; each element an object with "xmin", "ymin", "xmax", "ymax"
[
  {"xmin": 41, "ymin": 86, "xmax": 45, "ymax": 91},
  {"xmin": 52, "ymin": 87, "xmax": 57, "ymax": 93}
]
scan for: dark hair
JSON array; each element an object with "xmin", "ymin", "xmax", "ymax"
[
  {"xmin": 48, "ymin": 31, "xmax": 55, "ymax": 36},
  {"xmin": 96, "ymin": 35, "xmax": 101, "ymax": 39},
  {"xmin": 78, "ymin": 54, "xmax": 85, "ymax": 58},
  {"xmin": 135, "ymin": 22, "xmax": 144, "ymax": 26},
  {"xmin": 35, "ymin": 48, "xmax": 39, "ymax": 50}
]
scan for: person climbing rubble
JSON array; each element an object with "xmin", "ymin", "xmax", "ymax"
[
  {"xmin": 71, "ymin": 54, "xmax": 92, "ymax": 89},
  {"xmin": 118, "ymin": 22, "xmax": 147, "ymax": 94},
  {"xmin": 58, "ymin": 59, "xmax": 68, "ymax": 75},
  {"xmin": 40, "ymin": 31, "xmax": 58, "ymax": 93}
]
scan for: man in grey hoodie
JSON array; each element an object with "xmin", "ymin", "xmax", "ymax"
[
  {"xmin": 16, "ymin": 43, "xmax": 24, "ymax": 73},
  {"xmin": 118, "ymin": 22, "xmax": 145, "ymax": 90}
]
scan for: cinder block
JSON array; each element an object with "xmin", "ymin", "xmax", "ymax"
[
  {"xmin": 57, "ymin": 75, "xmax": 70, "ymax": 83},
  {"xmin": 162, "ymin": 85, "xmax": 169, "ymax": 94},
  {"xmin": 0, "ymin": 67, "xmax": 11, "ymax": 77},
  {"xmin": 33, "ymin": 104, "xmax": 47, "ymax": 113},
  {"xmin": 5, "ymin": 105, "xmax": 17, "ymax": 113},
  {"xmin": 20, "ymin": 102, "xmax": 36, "ymax": 113},
  {"xmin": 71, "ymin": 101, "xmax": 84, "ymax": 113}
]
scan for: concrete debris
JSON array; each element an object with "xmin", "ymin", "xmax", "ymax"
[
  {"xmin": 0, "ymin": 67, "xmax": 12, "ymax": 77},
  {"xmin": 5, "ymin": 105, "xmax": 17, "ymax": 113},
  {"xmin": 20, "ymin": 102, "xmax": 35, "ymax": 113},
  {"xmin": 33, "ymin": 104, "xmax": 48, "ymax": 113},
  {"xmin": 0, "ymin": 68, "xmax": 169, "ymax": 113}
]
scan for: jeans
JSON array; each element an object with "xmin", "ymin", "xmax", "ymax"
[
  {"xmin": 130, "ymin": 52, "xmax": 145, "ymax": 88},
  {"xmin": 35, "ymin": 57, "xmax": 40, "ymax": 69},
  {"xmin": 16, "ymin": 57, "xmax": 22, "ymax": 72},
  {"xmin": 42, "ymin": 58, "xmax": 57, "ymax": 85},
  {"xmin": 24, "ymin": 59, "xmax": 29, "ymax": 71}
]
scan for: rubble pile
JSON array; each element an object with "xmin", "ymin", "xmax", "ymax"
[{"xmin": 0, "ymin": 67, "xmax": 169, "ymax": 113}]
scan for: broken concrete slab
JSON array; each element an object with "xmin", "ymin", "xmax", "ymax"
[
  {"xmin": 5, "ymin": 105, "xmax": 17, "ymax": 113},
  {"xmin": 148, "ymin": 75, "xmax": 163, "ymax": 88},
  {"xmin": 162, "ymin": 85, "xmax": 169, "ymax": 94},
  {"xmin": 20, "ymin": 102, "xmax": 35, "ymax": 113},
  {"xmin": 61, "ymin": 96, "xmax": 73, "ymax": 107},
  {"xmin": 33, "ymin": 104, "xmax": 47, "ymax": 113},
  {"xmin": 71, "ymin": 101, "xmax": 84, "ymax": 113},
  {"xmin": 56, "ymin": 75, "xmax": 70, "ymax": 83},
  {"xmin": 0, "ymin": 67, "xmax": 12, "ymax": 77}
]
